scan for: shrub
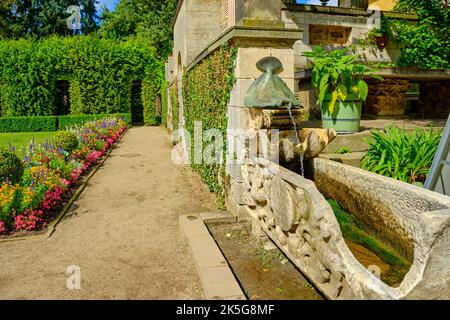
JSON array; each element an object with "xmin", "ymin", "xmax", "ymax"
[
  {"xmin": 54, "ymin": 131, "xmax": 79, "ymax": 153},
  {"xmin": 0, "ymin": 116, "xmax": 57, "ymax": 132},
  {"xmin": 361, "ymin": 126, "xmax": 442, "ymax": 184},
  {"xmin": 0, "ymin": 150, "xmax": 24, "ymax": 184}
]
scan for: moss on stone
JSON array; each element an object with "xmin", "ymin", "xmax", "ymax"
[{"xmin": 328, "ymin": 199, "xmax": 412, "ymax": 286}]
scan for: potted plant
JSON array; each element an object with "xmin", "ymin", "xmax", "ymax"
[{"xmin": 303, "ymin": 46, "xmax": 383, "ymax": 133}]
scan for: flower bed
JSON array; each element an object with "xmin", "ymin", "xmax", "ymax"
[{"xmin": 0, "ymin": 116, "xmax": 127, "ymax": 236}]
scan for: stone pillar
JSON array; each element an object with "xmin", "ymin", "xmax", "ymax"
[
  {"xmin": 419, "ymin": 81, "xmax": 450, "ymax": 119},
  {"xmin": 364, "ymin": 79, "xmax": 410, "ymax": 117},
  {"xmin": 298, "ymin": 79, "xmax": 320, "ymax": 120},
  {"xmin": 224, "ymin": 27, "xmax": 303, "ymax": 220}
]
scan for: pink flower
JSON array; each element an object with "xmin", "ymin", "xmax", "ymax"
[
  {"xmin": 0, "ymin": 221, "xmax": 6, "ymax": 234},
  {"xmin": 15, "ymin": 210, "xmax": 44, "ymax": 231}
]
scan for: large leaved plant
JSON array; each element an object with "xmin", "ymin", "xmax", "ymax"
[{"xmin": 303, "ymin": 46, "xmax": 383, "ymax": 113}]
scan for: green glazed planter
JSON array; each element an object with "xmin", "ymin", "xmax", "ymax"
[{"xmin": 321, "ymin": 94, "xmax": 362, "ymax": 134}]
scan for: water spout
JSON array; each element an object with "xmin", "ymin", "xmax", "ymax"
[{"xmin": 287, "ymin": 102, "xmax": 305, "ymax": 176}]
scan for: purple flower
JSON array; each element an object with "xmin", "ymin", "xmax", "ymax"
[
  {"xmin": 24, "ymin": 154, "xmax": 30, "ymax": 163},
  {"xmin": 5, "ymin": 177, "xmax": 10, "ymax": 185},
  {"xmin": 8, "ymin": 142, "xmax": 15, "ymax": 152}
]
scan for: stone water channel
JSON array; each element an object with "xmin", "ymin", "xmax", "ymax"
[{"xmin": 224, "ymin": 57, "xmax": 450, "ymax": 300}]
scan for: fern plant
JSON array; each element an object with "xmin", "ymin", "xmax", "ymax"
[{"xmin": 361, "ymin": 126, "xmax": 442, "ymax": 184}]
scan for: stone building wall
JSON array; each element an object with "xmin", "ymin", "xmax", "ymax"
[
  {"xmin": 172, "ymin": 0, "xmax": 222, "ymax": 78},
  {"xmin": 282, "ymin": 9, "xmax": 402, "ymax": 71},
  {"xmin": 419, "ymin": 81, "xmax": 450, "ymax": 119}
]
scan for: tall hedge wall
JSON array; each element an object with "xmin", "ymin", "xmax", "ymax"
[
  {"xmin": 182, "ymin": 44, "xmax": 237, "ymax": 208},
  {"xmin": 0, "ymin": 36, "xmax": 163, "ymax": 125}
]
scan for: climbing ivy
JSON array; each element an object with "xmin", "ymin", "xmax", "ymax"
[
  {"xmin": 182, "ymin": 43, "xmax": 237, "ymax": 208},
  {"xmin": 384, "ymin": 0, "xmax": 450, "ymax": 69},
  {"xmin": 160, "ymin": 81, "xmax": 169, "ymax": 126},
  {"xmin": 169, "ymin": 82, "xmax": 179, "ymax": 132}
]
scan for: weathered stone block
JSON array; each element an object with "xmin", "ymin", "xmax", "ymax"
[
  {"xmin": 235, "ymin": 47, "xmax": 296, "ymax": 80},
  {"xmin": 365, "ymin": 79, "xmax": 409, "ymax": 116},
  {"xmin": 235, "ymin": 47, "xmax": 272, "ymax": 79}
]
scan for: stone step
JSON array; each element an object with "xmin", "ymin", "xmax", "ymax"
[
  {"xmin": 200, "ymin": 211, "xmax": 237, "ymax": 225},
  {"xmin": 321, "ymin": 131, "xmax": 371, "ymax": 154},
  {"xmin": 318, "ymin": 151, "xmax": 367, "ymax": 168},
  {"xmin": 179, "ymin": 214, "xmax": 246, "ymax": 300}
]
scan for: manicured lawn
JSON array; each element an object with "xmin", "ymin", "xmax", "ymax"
[{"xmin": 0, "ymin": 132, "xmax": 57, "ymax": 153}]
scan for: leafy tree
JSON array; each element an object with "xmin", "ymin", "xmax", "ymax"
[
  {"xmin": 386, "ymin": 0, "xmax": 450, "ymax": 69},
  {"xmin": 99, "ymin": 0, "xmax": 177, "ymax": 59},
  {"xmin": 0, "ymin": 0, "xmax": 16, "ymax": 38},
  {"xmin": 0, "ymin": 0, "xmax": 99, "ymax": 38}
]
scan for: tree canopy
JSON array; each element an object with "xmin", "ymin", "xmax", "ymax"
[
  {"xmin": 99, "ymin": 0, "xmax": 177, "ymax": 59},
  {"xmin": 0, "ymin": 0, "xmax": 98, "ymax": 38}
]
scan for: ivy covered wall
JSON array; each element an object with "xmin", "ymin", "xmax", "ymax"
[
  {"xmin": 169, "ymin": 82, "xmax": 179, "ymax": 132},
  {"xmin": 182, "ymin": 44, "xmax": 237, "ymax": 207}
]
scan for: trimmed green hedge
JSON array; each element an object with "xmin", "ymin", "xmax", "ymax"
[
  {"xmin": 142, "ymin": 80, "xmax": 160, "ymax": 126},
  {"xmin": 0, "ymin": 114, "xmax": 131, "ymax": 133},
  {"xmin": 0, "ymin": 116, "xmax": 58, "ymax": 132},
  {"xmin": 0, "ymin": 36, "xmax": 163, "ymax": 125},
  {"xmin": 58, "ymin": 113, "xmax": 132, "ymax": 129}
]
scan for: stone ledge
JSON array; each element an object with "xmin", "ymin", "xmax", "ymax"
[
  {"xmin": 187, "ymin": 26, "xmax": 303, "ymax": 72},
  {"xmin": 200, "ymin": 211, "xmax": 237, "ymax": 225},
  {"xmin": 318, "ymin": 151, "xmax": 366, "ymax": 168},
  {"xmin": 283, "ymin": 4, "xmax": 418, "ymax": 20},
  {"xmin": 179, "ymin": 214, "xmax": 246, "ymax": 300}
]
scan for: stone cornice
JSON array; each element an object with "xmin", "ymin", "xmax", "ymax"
[
  {"xmin": 283, "ymin": 3, "xmax": 418, "ymax": 20},
  {"xmin": 186, "ymin": 26, "xmax": 303, "ymax": 72}
]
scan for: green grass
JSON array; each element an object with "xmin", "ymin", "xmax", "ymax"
[{"xmin": 0, "ymin": 132, "xmax": 57, "ymax": 154}]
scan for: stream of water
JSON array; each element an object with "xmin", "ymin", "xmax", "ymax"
[{"xmin": 287, "ymin": 102, "xmax": 305, "ymax": 176}]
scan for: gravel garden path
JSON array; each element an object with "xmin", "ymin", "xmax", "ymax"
[{"xmin": 0, "ymin": 126, "xmax": 217, "ymax": 299}]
